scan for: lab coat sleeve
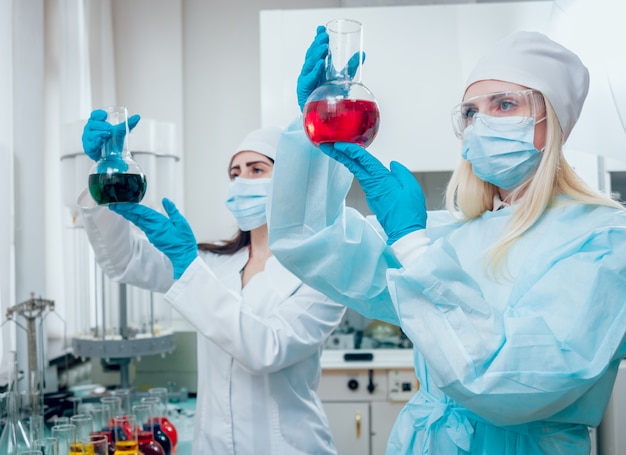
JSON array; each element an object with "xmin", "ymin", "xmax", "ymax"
[
  {"xmin": 78, "ymin": 190, "xmax": 175, "ymax": 293},
  {"xmin": 268, "ymin": 116, "xmax": 401, "ymax": 325},
  {"xmin": 165, "ymin": 257, "xmax": 346, "ymax": 374},
  {"xmin": 387, "ymin": 217, "xmax": 626, "ymax": 426}
]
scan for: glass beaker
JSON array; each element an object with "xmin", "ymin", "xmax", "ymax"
[
  {"xmin": 111, "ymin": 415, "xmax": 140, "ymax": 455},
  {"xmin": 88, "ymin": 106, "xmax": 147, "ymax": 205},
  {"xmin": 303, "ymin": 19, "xmax": 380, "ymax": 148},
  {"xmin": 51, "ymin": 423, "xmax": 76, "ymax": 455},
  {"xmin": 33, "ymin": 437, "xmax": 58, "ymax": 455}
]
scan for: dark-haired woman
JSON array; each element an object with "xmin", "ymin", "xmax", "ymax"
[{"xmin": 79, "ymin": 123, "xmax": 346, "ymax": 455}]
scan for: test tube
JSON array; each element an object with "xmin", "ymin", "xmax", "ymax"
[
  {"xmin": 51, "ymin": 423, "xmax": 76, "ymax": 455},
  {"xmin": 33, "ymin": 437, "xmax": 58, "ymax": 455}
]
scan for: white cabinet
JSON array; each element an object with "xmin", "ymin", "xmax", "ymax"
[
  {"xmin": 371, "ymin": 401, "xmax": 406, "ymax": 455},
  {"xmin": 323, "ymin": 401, "xmax": 370, "ymax": 455},
  {"xmin": 318, "ymin": 357, "xmax": 416, "ymax": 455}
]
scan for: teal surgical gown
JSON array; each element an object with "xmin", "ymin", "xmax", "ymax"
[{"xmin": 268, "ymin": 118, "xmax": 626, "ymax": 454}]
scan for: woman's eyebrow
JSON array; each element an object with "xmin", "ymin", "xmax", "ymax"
[{"xmin": 245, "ymin": 160, "xmax": 270, "ymax": 167}]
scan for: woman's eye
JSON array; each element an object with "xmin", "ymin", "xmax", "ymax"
[
  {"xmin": 498, "ymin": 100, "xmax": 516, "ymax": 111},
  {"xmin": 463, "ymin": 108, "xmax": 477, "ymax": 120}
]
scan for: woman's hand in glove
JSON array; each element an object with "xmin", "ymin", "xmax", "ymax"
[
  {"xmin": 319, "ymin": 142, "xmax": 427, "ymax": 245},
  {"xmin": 110, "ymin": 198, "xmax": 198, "ymax": 279}
]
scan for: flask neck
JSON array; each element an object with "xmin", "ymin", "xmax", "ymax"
[
  {"xmin": 102, "ymin": 125, "xmax": 131, "ymax": 159},
  {"xmin": 325, "ymin": 62, "xmax": 362, "ymax": 84}
]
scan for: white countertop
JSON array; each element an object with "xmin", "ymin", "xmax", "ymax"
[{"xmin": 321, "ymin": 349, "xmax": 414, "ymax": 370}]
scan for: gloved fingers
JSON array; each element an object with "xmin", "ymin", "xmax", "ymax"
[
  {"xmin": 334, "ymin": 142, "xmax": 389, "ymax": 178},
  {"xmin": 89, "ymin": 109, "xmax": 108, "ymax": 121},
  {"xmin": 346, "ymin": 51, "xmax": 366, "ymax": 79},
  {"xmin": 82, "ymin": 133, "xmax": 109, "ymax": 160},
  {"xmin": 128, "ymin": 114, "xmax": 141, "ymax": 131},
  {"xmin": 304, "ymin": 27, "xmax": 328, "ymax": 59},
  {"xmin": 301, "ymin": 30, "xmax": 328, "ymax": 74},
  {"xmin": 162, "ymin": 198, "xmax": 189, "ymax": 228}
]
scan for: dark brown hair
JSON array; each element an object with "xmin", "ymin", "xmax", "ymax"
[{"xmin": 197, "ymin": 230, "xmax": 250, "ymax": 255}]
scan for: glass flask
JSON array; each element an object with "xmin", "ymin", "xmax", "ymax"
[
  {"xmin": 131, "ymin": 404, "xmax": 165, "ymax": 455},
  {"xmin": 88, "ymin": 106, "xmax": 147, "ymax": 205},
  {"xmin": 0, "ymin": 391, "xmax": 32, "ymax": 454},
  {"xmin": 139, "ymin": 398, "xmax": 171, "ymax": 455},
  {"xmin": 111, "ymin": 415, "xmax": 140, "ymax": 455},
  {"xmin": 147, "ymin": 388, "xmax": 177, "ymax": 452},
  {"xmin": 303, "ymin": 19, "xmax": 380, "ymax": 148}
]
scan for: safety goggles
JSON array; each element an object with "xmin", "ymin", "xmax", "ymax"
[{"xmin": 451, "ymin": 89, "xmax": 546, "ymax": 139}]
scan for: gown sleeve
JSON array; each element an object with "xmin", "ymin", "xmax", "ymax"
[
  {"xmin": 78, "ymin": 190, "xmax": 175, "ymax": 292},
  {"xmin": 387, "ymin": 206, "xmax": 626, "ymax": 426},
  {"xmin": 165, "ymin": 257, "xmax": 346, "ymax": 374},
  {"xmin": 268, "ymin": 116, "xmax": 402, "ymax": 325}
]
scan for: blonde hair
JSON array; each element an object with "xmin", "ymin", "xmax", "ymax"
[{"xmin": 445, "ymin": 97, "xmax": 623, "ymax": 276}]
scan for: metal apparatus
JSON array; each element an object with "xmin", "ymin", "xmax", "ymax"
[{"xmin": 4, "ymin": 294, "xmax": 55, "ymax": 415}]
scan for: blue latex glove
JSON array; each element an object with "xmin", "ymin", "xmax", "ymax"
[
  {"xmin": 110, "ymin": 198, "xmax": 198, "ymax": 279},
  {"xmin": 319, "ymin": 143, "xmax": 427, "ymax": 245},
  {"xmin": 82, "ymin": 109, "xmax": 141, "ymax": 161},
  {"xmin": 296, "ymin": 26, "xmax": 367, "ymax": 112},
  {"xmin": 297, "ymin": 26, "xmax": 329, "ymax": 112}
]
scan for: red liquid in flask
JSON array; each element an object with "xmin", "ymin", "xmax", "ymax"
[{"xmin": 303, "ymin": 98, "xmax": 380, "ymax": 147}]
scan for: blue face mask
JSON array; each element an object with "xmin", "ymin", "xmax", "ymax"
[
  {"xmin": 225, "ymin": 177, "xmax": 272, "ymax": 231},
  {"xmin": 462, "ymin": 114, "xmax": 542, "ymax": 190}
]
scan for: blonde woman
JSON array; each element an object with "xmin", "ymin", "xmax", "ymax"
[{"xmin": 268, "ymin": 29, "xmax": 626, "ymax": 454}]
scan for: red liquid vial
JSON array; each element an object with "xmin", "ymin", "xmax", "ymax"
[
  {"xmin": 159, "ymin": 417, "xmax": 178, "ymax": 452},
  {"xmin": 138, "ymin": 430, "xmax": 166, "ymax": 455},
  {"xmin": 303, "ymin": 98, "xmax": 380, "ymax": 147}
]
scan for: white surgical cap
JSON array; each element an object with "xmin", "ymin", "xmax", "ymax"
[
  {"xmin": 231, "ymin": 126, "xmax": 283, "ymax": 162},
  {"xmin": 465, "ymin": 31, "xmax": 589, "ymax": 142}
]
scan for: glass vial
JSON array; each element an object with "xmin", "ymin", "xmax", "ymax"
[
  {"xmin": 88, "ymin": 106, "xmax": 147, "ymax": 205},
  {"xmin": 303, "ymin": 19, "xmax": 380, "ymax": 148}
]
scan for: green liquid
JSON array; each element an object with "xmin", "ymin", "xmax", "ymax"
[{"xmin": 88, "ymin": 173, "xmax": 147, "ymax": 205}]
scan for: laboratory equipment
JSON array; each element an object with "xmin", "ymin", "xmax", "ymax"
[
  {"xmin": 86, "ymin": 434, "xmax": 108, "ymax": 455},
  {"xmin": 112, "ymin": 414, "xmax": 140, "ymax": 455},
  {"xmin": 0, "ymin": 390, "xmax": 32, "ymax": 453},
  {"xmin": 51, "ymin": 423, "xmax": 76, "ymax": 455},
  {"xmin": 87, "ymin": 106, "xmax": 147, "ymax": 205},
  {"xmin": 61, "ymin": 117, "xmax": 178, "ymax": 392},
  {"xmin": 303, "ymin": 19, "xmax": 380, "ymax": 147},
  {"xmin": 4, "ymin": 295, "xmax": 55, "ymax": 416},
  {"xmin": 147, "ymin": 388, "xmax": 177, "ymax": 451},
  {"xmin": 132, "ymin": 403, "xmax": 166, "ymax": 455},
  {"xmin": 139, "ymin": 397, "xmax": 171, "ymax": 455},
  {"xmin": 32, "ymin": 437, "xmax": 58, "ymax": 455}
]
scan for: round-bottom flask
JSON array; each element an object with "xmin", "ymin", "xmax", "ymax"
[
  {"xmin": 303, "ymin": 19, "xmax": 380, "ymax": 148},
  {"xmin": 88, "ymin": 106, "xmax": 147, "ymax": 205},
  {"xmin": 303, "ymin": 81, "xmax": 380, "ymax": 147}
]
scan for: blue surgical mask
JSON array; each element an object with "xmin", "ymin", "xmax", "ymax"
[
  {"xmin": 462, "ymin": 114, "xmax": 541, "ymax": 190},
  {"xmin": 225, "ymin": 177, "xmax": 272, "ymax": 231}
]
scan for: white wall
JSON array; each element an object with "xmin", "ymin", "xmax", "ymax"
[
  {"xmin": 260, "ymin": 2, "xmax": 553, "ymax": 172},
  {"xmin": 0, "ymin": 0, "xmax": 16, "ymax": 379}
]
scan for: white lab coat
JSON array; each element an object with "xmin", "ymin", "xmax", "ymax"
[{"xmin": 79, "ymin": 193, "xmax": 346, "ymax": 454}]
